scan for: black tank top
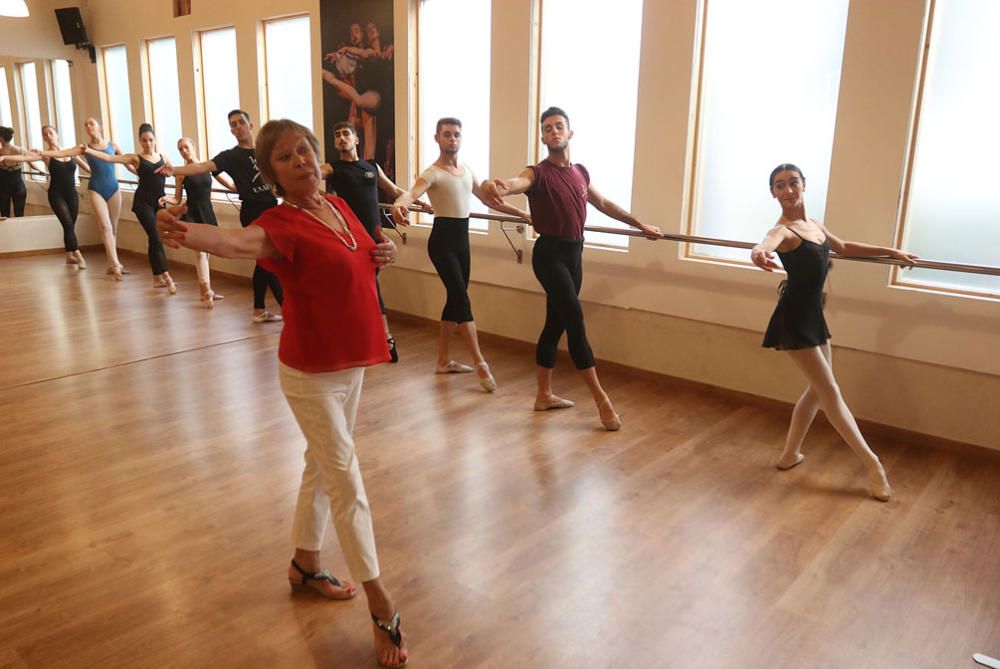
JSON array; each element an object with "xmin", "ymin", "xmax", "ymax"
[
  {"xmin": 47, "ymin": 158, "xmax": 77, "ymax": 193},
  {"xmin": 182, "ymin": 171, "xmax": 212, "ymax": 205},
  {"xmin": 134, "ymin": 156, "xmax": 166, "ymax": 208}
]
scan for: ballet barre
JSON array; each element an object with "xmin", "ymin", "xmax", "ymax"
[
  {"xmin": 382, "ymin": 203, "xmax": 1000, "ymax": 278},
  {"xmin": 22, "ymin": 168, "xmax": 238, "ymax": 196}
]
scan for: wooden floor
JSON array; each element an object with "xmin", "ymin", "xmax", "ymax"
[{"xmin": 1, "ymin": 251, "xmax": 998, "ymax": 669}]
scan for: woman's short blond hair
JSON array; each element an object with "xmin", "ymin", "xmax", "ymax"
[{"xmin": 255, "ymin": 119, "xmax": 321, "ymax": 197}]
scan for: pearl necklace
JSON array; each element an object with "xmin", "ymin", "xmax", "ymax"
[{"xmin": 283, "ymin": 197, "xmax": 357, "ymax": 251}]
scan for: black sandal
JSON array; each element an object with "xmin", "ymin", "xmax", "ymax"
[
  {"xmin": 288, "ymin": 559, "xmax": 355, "ymax": 599},
  {"xmin": 371, "ymin": 611, "xmax": 407, "ymax": 667},
  {"xmin": 387, "ymin": 337, "xmax": 399, "ymax": 363}
]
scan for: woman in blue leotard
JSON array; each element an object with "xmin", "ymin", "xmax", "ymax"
[{"xmin": 86, "ymin": 123, "xmax": 177, "ymax": 292}]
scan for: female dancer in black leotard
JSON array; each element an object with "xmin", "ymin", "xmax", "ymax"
[
  {"xmin": 164, "ymin": 137, "xmax": 236, "ymax": 307},
  {"xmin": 86, "ymin": 123, "xmax": 176, "ymax": 292},
  {"xmin": 0, "ymin": 126, "xmax": 28, "ymax": 218},
  {"xmin": 1, "ymin": 125, "xmax": 88, "ymax": 268},
  {"xmin": 751, "ymin": 163, "xmax": 918, "ymax": 501}
]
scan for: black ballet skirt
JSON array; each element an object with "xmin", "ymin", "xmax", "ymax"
[
  {"xmin": 181, "ymin": 171, "xmax": 219, "ymax": 226},
  {"xmin": 762, "ymin": 230, "xmax": 831, "ymax": 350}
]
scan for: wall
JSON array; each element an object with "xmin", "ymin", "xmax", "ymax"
[{"xmin": 9, "ymin": 0, "xmax": 999, "ymax": 449}]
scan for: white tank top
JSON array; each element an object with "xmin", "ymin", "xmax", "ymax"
[{"xmin": 419, "ymin": 163, "xmax": 475, "ymax": 218}]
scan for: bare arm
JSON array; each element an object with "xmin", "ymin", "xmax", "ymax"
[
  {"xmin": 158, "ymin": 159, "xmax": 217, "ymax": 178},
  {"xmin": 472, "ymin": 178, "xmax": 531, "ymax": 223},
  {"xmin": 750, "ymin": 224, "xmax": 791, "ymax": 271},
  {"xmin": 156, "ymin": 204, "xmax": 280, "ymax": 259},
  {"xmin": 39, "ymin": 144, "xmax": 86, "ymax": 159},
  {"xmin": 480, "ymin": 167, "xmax": 535, "ymax": 208},
  {"xmin": 375, "ymin": 164, "xmax": 431, "ymax": 209},
  {"xmin": 819, "ymin": 222, "xmax": 919, "ymax": 264},
  {"xmin": 1, "ymin": 154, "xmax": 47, "ymax": 172},
  {"xmin": 85, "ymin": 146, "xmax": 139, "ymax": 169},
  {"xmin": 212, "ymin": 173, "xmax": 237, "ymax": 192},
  {"xmin": 390, "ymin": 176, "xmax": 433, "ymax": 226},
  {"xmin": 163, "ymin": 175, "xmax": 185, "ymax": 206},
  {"xmin": 587, "ymin": 184, "xmax": 660, "ymax": 238}
]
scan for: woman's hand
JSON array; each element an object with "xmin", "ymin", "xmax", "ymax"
[
  {"xmin": 156, "ymin": 204, "xmax": 190, "ymax": 249},
  {"xmin": 371, "ymin": 234, "xmax": 397, "ymax": 268},
  {"xmin": 390, "ymin": 204, "xmax": 410, "ymax": 227},
  {"xmin": 751, "ymin": 245, "xmax": 782, "ymax": 271},
  {"xmin": 889, "ymin": 248, "xmax": 920, "ymax": 268}
]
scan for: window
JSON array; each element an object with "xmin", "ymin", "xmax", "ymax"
[
  {"xmin": 101, "ymin": 45, "xmax": 136, "ymax": 180},
  {"xmin": 52, "ymin": 60, "xmax": 76, "ymax": 147},
  {"xmin": 688, "ymin": 0, "xmax": 849, "ymax": 263},
  {"xmin": 198, "ymin": 27, "xmax": 240, "ymax": 160},
  {"xmin": 536, "ymin": 0, "xmax": 644, "ymax": 248},
  {"xmin": 262, "ymin": 15, "xmax": 313, "ymax": 126},
  {"xmin": 17, "ymin": 62, "xmax": 42, "ymax": 148},
  {"xmin": 0, "ymin": 67, "xmax": 12, "ymax": 126},
  {"xmin": 145, "ymin": 37, "xmax": 183, "ymax": 167},
  {"xmin": 898, "ymin": 0, "xmax": 1000, "ymax": 296},
  {"xmin": 418, "ymin": 0, "xmax": 491, "ymax": 230}
]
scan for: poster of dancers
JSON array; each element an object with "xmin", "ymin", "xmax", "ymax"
[{"xmin": 319, "ymin": 0, "xmax": 396, "ymax": 181}]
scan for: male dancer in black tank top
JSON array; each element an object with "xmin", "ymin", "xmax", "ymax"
[
  {"xmin": 157, "ymin": 110, "xmax": 283, "ymax": 323},
  {"xmin": 320, "ymin": 121, "xmax": 411, "ymax": 361}
]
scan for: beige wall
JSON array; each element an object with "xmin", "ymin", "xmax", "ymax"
[{"xmin": 5, "ymin": 0, "xmax": 998, "ymax": 449}]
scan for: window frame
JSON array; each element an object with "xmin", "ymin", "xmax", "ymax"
[
  {"xmin": 259, "ymin": 13, "xmax": 313, "ymax": 126},
  {"xmin": 891, "ymin": 0, "xmax": 999, "ymax": 301}
]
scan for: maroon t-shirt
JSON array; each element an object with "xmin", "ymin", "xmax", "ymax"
[{"xmin": 526, "ymin": 160, "xmax": 590, "ymax": 241}]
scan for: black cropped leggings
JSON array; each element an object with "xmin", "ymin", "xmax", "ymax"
[
  {"xmin": 0, "ymin": 171, "xmax": 26, "ymax": 217},
  {"xmin": 48, "ymin": 187, "xmax": 80, "ymax": 252},
  {"xmin": 532, "ymin": 235, "xmax": 595, "ymax": 370},
  {"xmin": 241, "ymin": 203, "xmax": 284, "ymax": 310},
  {"xmin": 427, "ymin": 216, "xmax": 473, "ymax": 323},
  {"xmin": 132, "ymin": 200, "xmax": 169, "ymax": 275}
]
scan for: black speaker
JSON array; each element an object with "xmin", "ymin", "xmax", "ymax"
[{"xmin": 55, "ymin": 7, "xmax": 88, "ymax": 46}]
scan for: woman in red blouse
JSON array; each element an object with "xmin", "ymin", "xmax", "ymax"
[{"xmin": 157, "ymin": 119, "xmax": 408, "ymax": 668}]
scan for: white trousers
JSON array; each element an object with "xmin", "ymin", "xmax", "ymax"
[{"xmin": 279, "ymin": 362, "xmax": 380, "ymax": 583}]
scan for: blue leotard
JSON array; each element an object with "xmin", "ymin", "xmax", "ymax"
[{"xmin": 85, "ymin": 143, "xmax": 119, "ymax": 200}]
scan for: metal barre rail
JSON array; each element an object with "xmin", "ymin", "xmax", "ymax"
[
  {"xmin": 22, "ymin": 168, "xmax": 238, "ymax": 196},
  {"xmin": 383, "ymin": 203, "xmax": 1000, "ymax": 278}
]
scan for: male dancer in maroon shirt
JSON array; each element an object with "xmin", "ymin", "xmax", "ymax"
[{"xmin": 482, "ymin": 106, "xmax": 660, "ymax": 431}]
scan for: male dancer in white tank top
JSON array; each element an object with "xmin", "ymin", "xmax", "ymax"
[{"xmin": 392, "ymin": 118, "xmax": 529, "ymax": 392}]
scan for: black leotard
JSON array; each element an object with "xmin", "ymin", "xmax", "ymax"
[
  {"xmin": 181, "ymin": 171, "xmax": 218, "ymax": 226},
  {"xmin": 131, "ymin": 156, "xmax": 169, "ymax": 275},
  {"xmin": 762, "ymin": 228, "xmax": 831, "ymax": 350}
]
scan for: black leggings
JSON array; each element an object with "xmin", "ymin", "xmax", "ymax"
[
  {"xmin": 0, "ymin": 171, "xmax": 26, "ymax": 217},
  {"xmin": 427, "ymin": 216, "xmax": 473, "ymax": 323},
  {"xmin": 48, "ymin": 187, "xmax": 80, "ymax": 252},
  {"xmin": 241, "ymin": 202, "xmax": 284, "ymax": 310},
  {"xmin": 532, "ymin": 235, "xmax": 595, "ymax": 370},
  {"xmin": 132, "ymin": 200, "xmax": 169, "ymax": 275}
]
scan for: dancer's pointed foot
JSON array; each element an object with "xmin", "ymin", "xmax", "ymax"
[
  {"xmin": 476, "ymin": 361, "xmax": 497, "ymax": 392},
  {"xmin": 867, "ymin": 464, "xmax": 891, "ymax": 502},
  {"xmin": 164, "ymin": 274, "xmax": 177, "ymax": 295},
  {"xmin": 435, "ymin": 360, "xmax": 473, "ymax": 374},
  {"xmin": 597, "ymin": 399, "xmax": 622, "ymax": 431},
  {"xmin": 776, "ymin": 453, "xmax": 805, "ymax": 470},
  {"xmin": 534, "ymin": 395, "xmax": 575, "ymax": 411},
  {"xmin": 74, "ymin": 251, "xmax": 87, "ymax": 269}
]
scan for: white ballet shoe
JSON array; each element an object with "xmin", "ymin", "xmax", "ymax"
[
  {"xmin": 435, "ymin": 360, "xmax": 474, "ymax": 374},
  {"xmin": 476, "ymin": 362, "xmax": 497, "ymax": 393},
  {"xmin": 776, "ymin": 453, "xmax": 805, "ymax": 470},
  {"xmin": 598, "ymin": 400, "xmax": 622, "ymax": 431},
  {"xmin": 252, "ymin": 311, "xmax": 283, "ymax": 323},
  {"xmin": 533, "ymin": 396, "xmax": 575, "ymax": 411}
]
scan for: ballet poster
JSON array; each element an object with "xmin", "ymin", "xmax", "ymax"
[{"xmin": 319, "ymin": 0, "xmax": 397, "ymax": 181}]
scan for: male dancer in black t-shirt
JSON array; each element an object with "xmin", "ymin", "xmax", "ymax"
[
  {"xmin": 158, "ymin": 110, "xmax": 283, "ymax": 323},
  {"xmin": 321, "ymin": 121, "xmax": 413, "ymax": 361}
]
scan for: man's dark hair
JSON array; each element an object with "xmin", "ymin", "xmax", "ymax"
[
  {"xmin": 436, "ymin": 117, "xmax": 462, "ymax": 133},
  {"xmin": 227, "ymin": 109, "xmax": 251, "ymax": 123},
  {"xmin": 540, "ymin": 106, "xmax": 569, "ymax": 127},
  {"xmin": 332, "ymin": 121, "xmax": 356, "ymax": 136}
]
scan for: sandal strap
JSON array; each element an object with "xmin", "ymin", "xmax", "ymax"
[
  {"xmin": 290, "ymin": 559, "xmax": 342, "ymax": 587},
  {"xmin": 370, "ymin": 611, "xmax": 403, "ymax": 647}
]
